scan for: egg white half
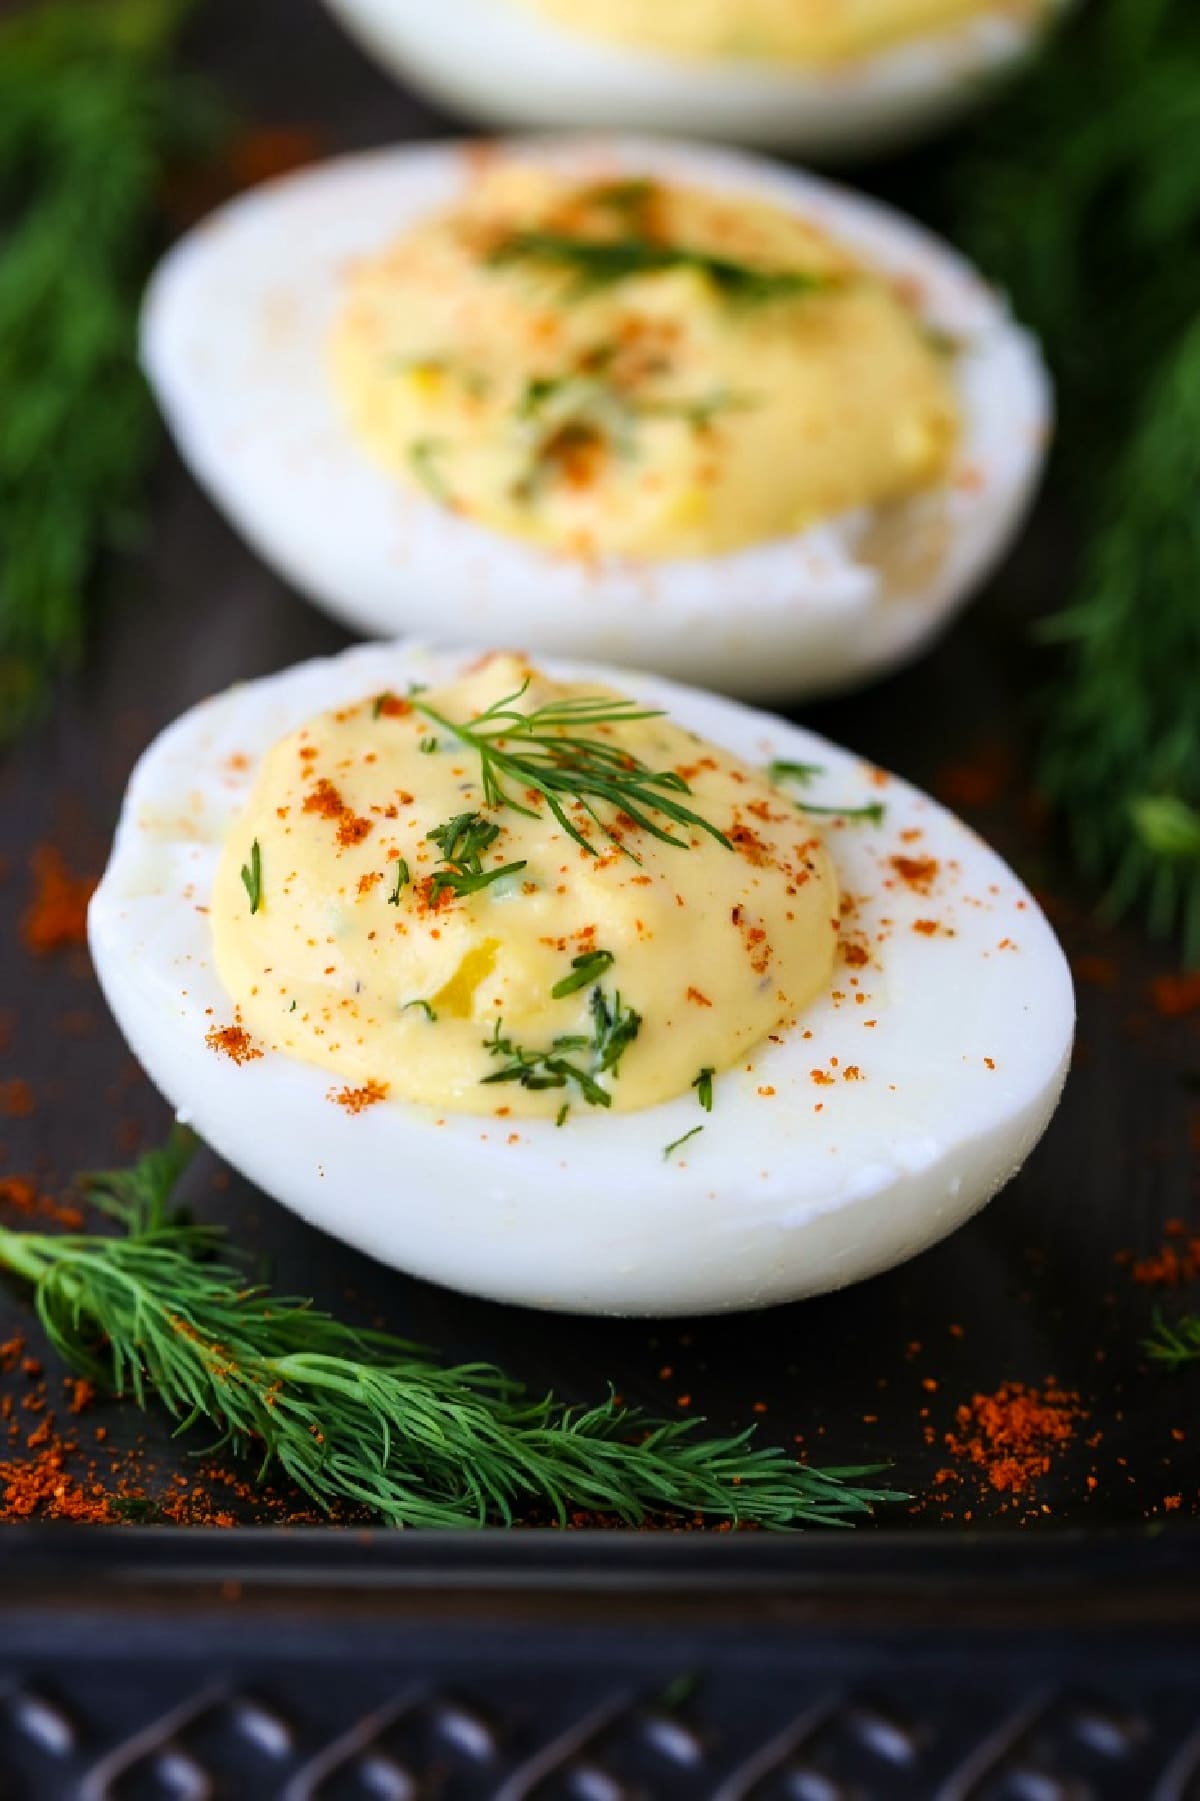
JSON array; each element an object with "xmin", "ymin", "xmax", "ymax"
[
  {"xmin": 320, "ymin": 0, "xmax": 1056, "ymax": 159},
  {"xmin": 89, "ymin": 641, "xmax": 1074, "ymax": 1316},
  {"xmin": 141, "ymin": 136, "xmax": 1051, "ymax": 703}
]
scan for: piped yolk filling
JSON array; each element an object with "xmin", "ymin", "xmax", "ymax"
[
  {"xmin": 520, "ymin": 0, "xmax": 1036, "ymax": 65},
  {"xmin": 330, "ymin": 167, "xmax": 960, "ymax": 561},
  {"xmin": 210, "ymin": 656, "xmax": 840, "ymax": 1119}
]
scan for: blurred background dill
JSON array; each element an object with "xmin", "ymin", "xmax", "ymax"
[{"xmin": 0, "ymin": 0, "xmax": 1196, "ymax": 958}]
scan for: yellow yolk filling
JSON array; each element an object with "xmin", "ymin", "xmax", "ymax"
[
  {"xmin": 329, "ymin": 167, "xmax": 959, "ymax": 561},
  {"xmin": 519, "ymin": 0, "xmax": 1035, "ymax": 64},
  {"xmin": 211, "ymin": 656, "xmax": 840, "ymax": 1119}
]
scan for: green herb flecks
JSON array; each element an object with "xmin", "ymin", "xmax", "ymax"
[
  {"xmin": 0, "ymin": 0, "xmax": 219, "ymax": 739},
  {"xmin": 426, "ymin": 811, "xmax": 528, "ymax": 900},
  {"xmin": 487, "ymin": 231, "xmax": 829, "ymax": 308},
  {"xmin": 387, "ymin": 857, "xmax": 410, "ymax": 906},
  {"xmin": 587, "ymin": 985, "xmax": 641, "ymax": 1078},
  {"xmin": 767, "ymin": 760, "xmax": 823, "ymax": 787},
  {"xmin": 419, "ymin": 736, "xmax": 439, "ymax": 755},
  {"xmin": 693, "ymin": 1067, "xmax": 715, "ymax": 1112},
  {"xmin": 555, "ymin": 1103, "xmax": 570, "ymax": 1128},
  {"xmin": 408, "ymin": 436, "xmax": 452, "ymax": 503},
  {"xmin": 482, "ymin": 984, "xmax": 641, "ymax": 1108},
  {"xmin": 240, "ymin": 840, "xmax": 263, "ymax": 914},
  {"xmin": 413, "ymin": 679, "xmax": 730, "ymax": 859},
  {"xmin": 769, "ymin": 763, "xmax": 885, "ymax": 826},
  {"xmin": 551, "ymin": 948, "xmax": 614, "ymax": 998},
  {"xmin": 663, "ymin": 1125, "xmax": 703, "ymax": 1160},
  {"xmin": 401, "ymin": 998, "xmax": 437, "ymax": 1022},
  {"xmin": 0, "ymin": 1131, "xmax": 899, "ymax": 1528},
  {"xmin": 512, "ymin": 369, "xmax": 755, "ymax": 503}
]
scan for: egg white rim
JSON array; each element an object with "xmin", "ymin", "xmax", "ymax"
[
  {"xmin": 141, "ymin": 135, "xmax": 1052, "ymax": 703},
  {"xmin": 89, "ymin": 640, "xmax": 1075, "ymax": 1315},
  {"xmin": 319, "ymin": 0, "xmax": 1061, "ymax": 158}
]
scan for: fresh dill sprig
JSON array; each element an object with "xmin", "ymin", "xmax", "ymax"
[
  {"xmin": 487, "ymin": 230, "xmax": 827, "ymax": 307},
  {"xmin": 413, "ymin": 680, "xmax": 731, "ymax": 858},
  {"xmin": 401, "ymin": 998, "xmax": 437, "ymax": 1022},
  {"xmin": 944, "ymin": 0, "xmax": 1200, "ymax": 960},
  {"xmin": 426, "ymin": 811, "xmax": 528, "ymax": 899},
  {"xmin": 0, "ymin": 0, "xmax": 217, "ymax": 738},
  {"xmin": 1144, "ymin": 1313, "xmax": 1200, "ymax": 1369},
  {"xmin": 0, "ymin": 1132, "xmax": 899, "ymax": 1527},
  {"xmin": 551, "ymin": 948, "xmax": 614, "ymax": 998},
  {"xmin": 693, "ymin": 1067, "xmax": 715, "ymax": 1112},
  {"xmin": 240, "ymin": 839, "xmax": 263, "ymax": 914}
]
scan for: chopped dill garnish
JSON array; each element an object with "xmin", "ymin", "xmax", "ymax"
[
  {"xmin": 413, "ymin": 678, "xmax": 730, "ymax": 858},
  {"xmin": 482, "ymin": 1018, "xmax": 611, "ymax": 1108},
  {"xmin": 511, "ymin": 370, "xmax": 756, "ymax": 501},
  {"xmin": 408, "ymin": 436, "xmax": 451, "ymax": 502},
  {"xmin": 769, "ymin": 764, "xmax": 884, "ymax": 825},
  {"xmin": 419, "ymin": 736, "xmax": 439, "ymax": 754},
  {"xmin": 588, "ymin": 985, "xmax": 641, "ymax": 1078},
  {"xmin": 555, "ymin": 1103, "xmax": 570, "ymax": 1128},
  {"xmin": 482, "ymin": 984, "xmax": 641, "ymax": 1106},
  {"xmin": 371, "ymin": 692, "xmax": 394, "ymax": 719},
  {"xmin": 767, "ymin": 759, "xmax": 823, "ymax": 787},
  {"xmin": 387, "ymin": 857, "xmax": 410, "ymax": 906},
  {"xmin": 584, "ymin": 177, "xmax": 657, "ymax": 223},
  {"xmin": 426, "ymin": 811, "xmax": 527, "ymax": 900},
  {"xmin": 693, "ymin": 1067, "xmax": 715, "ymax": 1112},
  {"xmin": 240, "ymin": 840, "xmax": 263, "ymax": 914},
  {"xmin": 796, "ymin": 800, "xmax": 886, "ymax": 826},
  {"xmin": 401, "ymin": 998, "xmax": 437, "ymax": 1022},
  {"xmin": 0, "ymin": 1130, "xmax": 900, "ymax": 1528},
  {"xmin": 487, "ymin": 230, "xmax": 828, "ymax": 307},
  {"xmin": 663, "ymin": 1125, "xmax": 704, "ymax": 1161},
  {"xmin": 551, "ymin": 948, "xmax": 614, "ymax": 998}
]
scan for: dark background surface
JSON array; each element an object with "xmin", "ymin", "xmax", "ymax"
[
  {"xmin": 2, "ymin": 2, "xmax": 1200, "ymax": 1794},
  {"xmin": 4, "ymin": 0, "xmax": 1193, "ymax": 1534}
]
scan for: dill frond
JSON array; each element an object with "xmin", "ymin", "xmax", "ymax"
[
  {"xmin": 0, "ymin": 0, "xmax": 214, "ymax": 738},
  {"xmin": 412, "ymin": 680, "xmax": 732, "ymax": 857},
  {"xmin": 946, "ymin": 0, "xmax": 1200, "ymax": 959},
  {"xmin": 0, "ymin": 1132, "xmax": 901, "ymax": 1529}
]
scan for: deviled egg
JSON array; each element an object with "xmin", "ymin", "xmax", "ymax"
[
  {"xmin": 319, "ymin": 0, "xmax": 1060, "ymax": 159},
  {"xmin": 142, "ymin": 137, "xmax": 1050, "ymax": 702},
  {"xmin": 89, "ymin": 642, "xmax": 1074, "ymax": 1316}
]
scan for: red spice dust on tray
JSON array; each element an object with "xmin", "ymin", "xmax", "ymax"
[
  {"xmin": 1116, "ymin": 1221, "xmax": 1200, "ymax": 1289},
  {"xmin": 19, "ymin": 846, "xmax": 95, "ymax": 956},
  {"xmin": 929, "ymin": 1381, "xmax": 1086, "ymax": 1520},
  {"xmin": 0, "ymin": 1332, "xmax": 328, "ymax": 1527}
]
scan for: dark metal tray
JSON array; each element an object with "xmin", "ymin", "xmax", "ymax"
[{"xmin": 2, "ymin": 0, "xmax": 1199, "ymax": 1790}]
